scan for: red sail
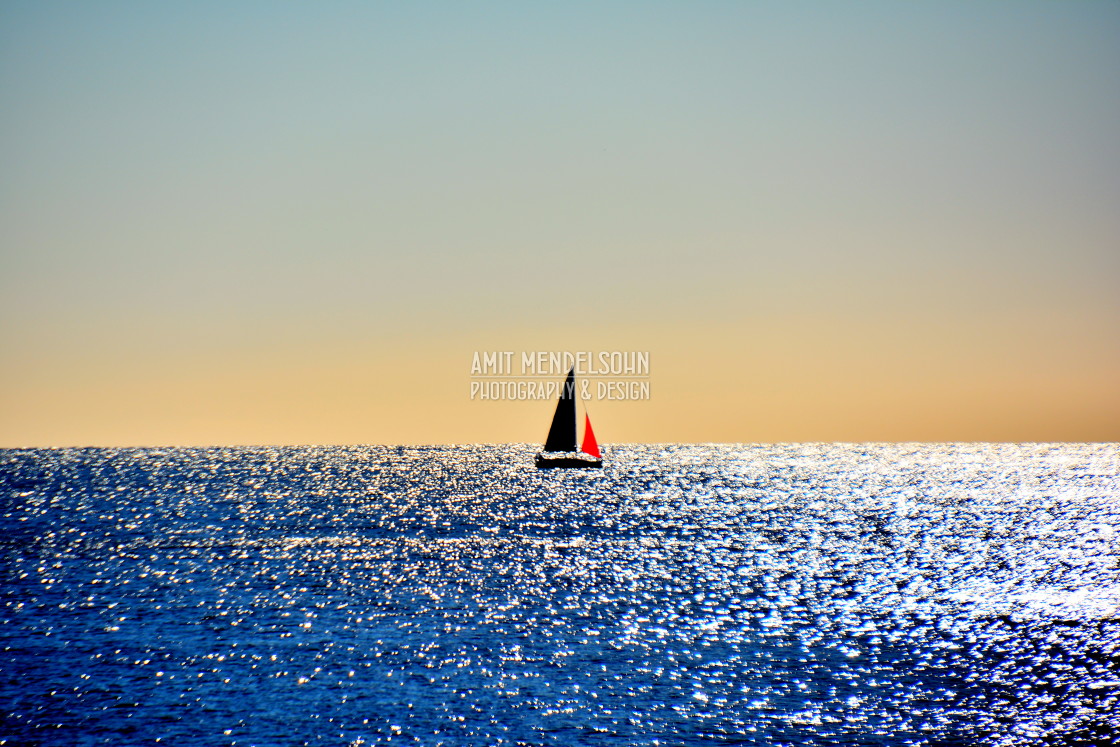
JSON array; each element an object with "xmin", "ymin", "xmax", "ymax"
[{"xmin": 581, "ymin": 415, "xmax": 601, "ymax": 458}]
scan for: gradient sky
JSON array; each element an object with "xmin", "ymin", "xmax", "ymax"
[{"xmin": 2, "ymin": 1, "xmax": 1118, "ymax": 446}]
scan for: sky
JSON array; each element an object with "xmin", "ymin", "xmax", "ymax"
[{"xmin": 1, "ymin": 1, "xmax": 1118, "ymax": 446}]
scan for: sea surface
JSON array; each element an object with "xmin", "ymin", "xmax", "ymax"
[{"xmin": 2, "ymin": 443, "xmax": 1118, "ymax": 746}]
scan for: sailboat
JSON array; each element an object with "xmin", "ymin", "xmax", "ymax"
[{"xmin": 535, "ymin": 367, "xmax": 603, "ymax": 469}]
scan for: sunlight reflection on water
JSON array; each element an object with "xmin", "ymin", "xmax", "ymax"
[{"xmin": 2, "ymin": 443, "xmax": 1118, "ymax": 745}]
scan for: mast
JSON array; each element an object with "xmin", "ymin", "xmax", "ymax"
[{"xmin": 543, "ymin": 367, "xmax": 577, "ymax": 452}]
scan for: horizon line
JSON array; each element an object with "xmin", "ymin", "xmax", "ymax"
[{"xmin": 2, "ymin": 440, "xmax": 1116, "ymax": 451}]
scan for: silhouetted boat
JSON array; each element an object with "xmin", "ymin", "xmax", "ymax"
[{"xmin": 535, "ymin": 367, "xmax": 603, "ymax": 469}]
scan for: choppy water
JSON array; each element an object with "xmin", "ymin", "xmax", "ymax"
[{"xmin": 2, "ymin": 443, "xmax": 1118, "ymax": 746}]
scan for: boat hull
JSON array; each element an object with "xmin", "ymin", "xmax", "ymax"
[{"xmin": 535, "ymin": 453, "xmax": 603, "ymax": 469}]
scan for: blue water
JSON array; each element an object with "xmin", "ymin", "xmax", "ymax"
[{"xmin": 2, "ymin": 443, "xmax": 1118, "ymax": 746}]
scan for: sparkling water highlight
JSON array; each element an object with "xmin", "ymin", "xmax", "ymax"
[{"xmin": 2, "ymin": 444, "xmax": 1118, "ymax": 745}]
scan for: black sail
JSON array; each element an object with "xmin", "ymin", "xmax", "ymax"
[{"xmin": 543, "ymin": 367, "xmax": 577, "ymax": 452}]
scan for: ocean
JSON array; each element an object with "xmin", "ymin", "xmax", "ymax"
[{"xmin": 2, "ymin": 443, "xmax": 1118, "ymax": 746}]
